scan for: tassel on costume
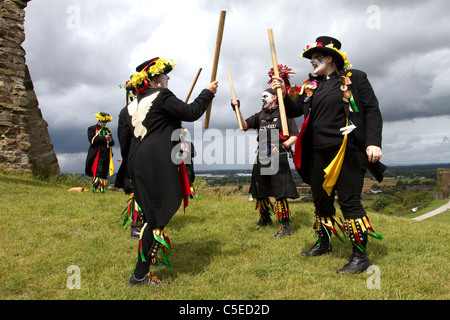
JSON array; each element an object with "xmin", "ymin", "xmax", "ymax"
[
  {"xmin": 189, "ymin": 186, "xmax": 198, "ymax": 199},
  {"xmin": 150, "ymin": 228, "xmax": 172, "ymax": 267},
  {"xmin": 313, "ymin": 215, "xmax": 345, "ymax": 244},
  {"xmin": 120, "ymin": 194, "xmax": 142, "ymax": 229},
  {"xmin": 255, "ymin": 198, "xmax": 275, "ymax": 216},
  {"xmin": 137, "ymin": 225, "xmax": 172, "ymax": 268},
  {"xmin": 341, "ymin": 216, "xmax": 383, "ymax": 251},
  {"xmin": 330, "ymin": 213, "xmax": 383, "ymax": 251},
  {"xmin": 90, "ymin": 177, "xmax": 108, "ymax": 193},
  {"xmin": 274, "ymin": 198, "xmax": 293, "ymax": 223},
  {"xmin": 137, "ymin": 223, "xmax": 147, "ymax": 263},
  {"xmin": 312, "ymin": 214, "xmax": 382, "ymax": 251}
]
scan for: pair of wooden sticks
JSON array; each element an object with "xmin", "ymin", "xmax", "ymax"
[{"xmin": 187, "ymin": 11, "xmax": 289, "ymax": 137}]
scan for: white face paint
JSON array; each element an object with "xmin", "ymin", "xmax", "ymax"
[
  {"xmin": 261, "ymin": 91, "xmax": 275, "ymax": 109},
  {"xmin": 310, "ymin": 53, "xmax": 330, "ymax": 76}
]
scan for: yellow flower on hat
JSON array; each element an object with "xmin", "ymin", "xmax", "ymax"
[
  {"xmin": 125, "ymin": 58, "xmax": 176, "ymax": 90},
  {"xmin": 95, "ymin": 112, "xmax": 112, "ymax": 122},
  {"xmin": 156, "ymin": 59, "xmax": 166, "ymax": 72},
  {"xmin": 149, "ymin": 65, "xmax": 160, "ymax": 77}
]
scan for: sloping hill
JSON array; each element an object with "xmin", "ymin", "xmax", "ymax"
[{"xmin": 0, "ymin": 171, "xmax": 448, "ymax": 300}]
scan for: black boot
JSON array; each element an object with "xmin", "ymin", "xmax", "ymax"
[
  {"xmin": 129, "ymin": 272, "xmax": 168, "ymax": 286},
  {"xmin": 337, "ymin": 239, "xmax": 371, "ymax": 274},
  {"xmin": 301, "ymin": 227, "xmax": 332, "ymax": 256},
  {"xmin": 130, "ymin": 226, "xmax": 141, "ymax": 240},
  {"xmin": 252, "ymin": 210, "xmax": 273, "ymax": 227},
  {"xmin": 271, "ymin": 221, "xmax": 291, "ymax": 239}
]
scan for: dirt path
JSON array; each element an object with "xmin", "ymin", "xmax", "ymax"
[{"xmin": 412, "ymin": 199, "xmax": 450, "ymax": 221}]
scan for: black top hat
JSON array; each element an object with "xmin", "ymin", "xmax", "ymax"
[
  {"xmin": 135, "ymin": 57, "xmax": 159, "ymax": 72},
  {"xmin": 302, "ymin": 36, "xmax": 346, "ymax": 70},
  {"xmin": 135, "ymin": 57, "xmax": 175, "ymax": 76}
]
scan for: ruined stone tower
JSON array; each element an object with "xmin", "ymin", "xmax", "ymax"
[{"xmin": 0, "ymin": 0, "xmax": 60, "ymax": 175}]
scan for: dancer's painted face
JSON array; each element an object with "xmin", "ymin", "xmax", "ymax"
[
  {"xmin": 310, "ymin": 53, "xmax": 329, "ymax": 76},
  {"xmin": 261, "ymin": 91, "xmax": 274, "ymax": 109}
]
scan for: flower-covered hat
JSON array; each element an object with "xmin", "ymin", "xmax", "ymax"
[
  {"xmin": 125, "ymin": 57, "xmax": 176, "ymax": 93},
  {"xmin": 95, "ymin": 112, "xmax": 112, "ymax": 122},
  {"xmin": 302, "ymin": 36, "xmax": 352, "ymax": 71}
]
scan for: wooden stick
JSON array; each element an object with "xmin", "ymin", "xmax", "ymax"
[
  {"xmin": 185, "ymin": 68, "xmax": 202, "ymax": 103},
  {"xmin": 204, "ymin": 10, "xmax": 226, "ymax": 129},
  {"xmin": 268, "ymin": 28, "xmax": 289, "ymax": 137},
  {"xmin": 226, "ymin": 70, "xmax": 244, "ymax": 130}
]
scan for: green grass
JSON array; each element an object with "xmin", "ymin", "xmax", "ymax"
[{"xmin": 0, "ymin": 172, "xmax": 448, "ymax": 300}]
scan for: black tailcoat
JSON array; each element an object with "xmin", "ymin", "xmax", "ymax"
[
  {"xmin": 85, "ymin": 124, "xmax": 114, "ymax": 178},
  {"xmin": 132, "ymin": 88, "xmax": 214, "ymax": 230}
]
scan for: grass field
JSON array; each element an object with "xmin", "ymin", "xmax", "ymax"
[{"xmin": 0, "ymin": 171, "xmax": 448, "ymax": 301}]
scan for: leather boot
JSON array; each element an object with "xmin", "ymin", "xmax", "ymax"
[
  {"xmin": 252, "ymin": 210, "xmax": 273, "ymax": 227},
  {"xmin": 301, "ymin": 227, "xmax": 332, "ymax": 256},
  {"xmin": 337, "ymin": 239, "xmax": 371, "ymax": 274},
  {"xmin": 130, "ymin": 226, "xmax": 141, "ymax": 240},
  {"xmin": 271, "ymin": 221, "xmax": 291, "ymax": 239}
]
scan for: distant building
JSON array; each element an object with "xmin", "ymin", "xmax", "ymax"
[{"xmin": 437, "ymin": 168, "xmax": 450, "ymax": 198}]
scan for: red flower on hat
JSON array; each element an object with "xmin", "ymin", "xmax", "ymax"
[{"xmin": 317, "ymin": 42, "xmax": 323, "ymax": 47}]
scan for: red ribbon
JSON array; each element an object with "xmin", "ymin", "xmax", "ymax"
[
  {"xmin": 178, "ymin": 161, "xmax": 190, "ymax": 212},
  {"xmin": 293, "ymin": 115, "xmax": 310, "ymax": 170}
]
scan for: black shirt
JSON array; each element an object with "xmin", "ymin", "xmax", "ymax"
[
  {"xmin": 246, "ymin": 106, "xmax": 299, "ymax": 146},
  {"xmin": 310, "ymin": 72, "xmax": 346, "ymax": 150}
]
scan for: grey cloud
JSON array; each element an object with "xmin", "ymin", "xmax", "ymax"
[{"xmin": 21, "ymin": 0, "xmax": 450, "ymax": 171}]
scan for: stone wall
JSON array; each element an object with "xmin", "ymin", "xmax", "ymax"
[{"xmin": 0, "ymin": 0, "xmax": 60, "ymax": 175}]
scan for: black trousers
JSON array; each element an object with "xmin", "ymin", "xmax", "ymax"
[
  {"xmin": 309, "ymin": 143, "xmax": 368, "ymax": 220},
  {"xmin": 94, "ymin": 152, "xmax": 110, "ymax": 179}
]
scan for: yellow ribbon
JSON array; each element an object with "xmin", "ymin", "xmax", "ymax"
[
  {"xmin": 109, "ymin": 146, "xmax": 114, "ymax": 176},
  {"xmin": 322, "ymin": 119, "xmax": 348, "ymax": 196}
]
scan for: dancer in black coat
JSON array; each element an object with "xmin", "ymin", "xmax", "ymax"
[
  {"xmin": 272, "ymin": 36, "xmax": 384, "ymax": 274},
  {"xmin": 124, "ymin": 57, "xmax": 218, "ymax": 285},
  {"xmin": 85, "ymin": 112, "xmax": 114, "ymax": 193},
  {"xmin": 232, "ymin": 79, "xmax": 299, "ymax": 239}
]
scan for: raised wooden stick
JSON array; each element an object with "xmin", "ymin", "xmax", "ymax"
[
  {"xmin": 226, "ymin": 70, "xmax": 244, "ymax": 130},
  {"xmin": 185, "ymin": 68, "xmax": 202, "ymax": 103},
  {"xmin": 268, "ymin": 28, "xmax": 289, "ymax": 137},
  {"xmin": 204, "ymin": 10, "xmax": 226, "ymax": 129}
]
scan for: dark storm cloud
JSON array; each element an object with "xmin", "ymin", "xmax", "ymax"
[{"xmin": 21, "ymin": 0, "xmax": 450, "ymax": 172}]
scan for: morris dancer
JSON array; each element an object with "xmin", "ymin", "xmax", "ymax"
[
  {"xmin": 117, "ymin": 100, "xmax": 144, "ymax": 240},
  {"xmin": 85, "ymin": 112, "xmax": 114, "ymax": 193},
  {"xmin": 272, "ymin": 36, "xmax": 384, "ymax": 273},
  {"xmin": 231, "ymin": 66, "xmax": 299, "ymax": 239},
  {"xmin": 124, "ymin": 57, "xmax": 218, "ymax": 285}
]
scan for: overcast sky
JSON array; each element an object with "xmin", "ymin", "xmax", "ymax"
[{"xmin": 22, "ymin": 0, "xmax": 450, "ymax": 173}]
